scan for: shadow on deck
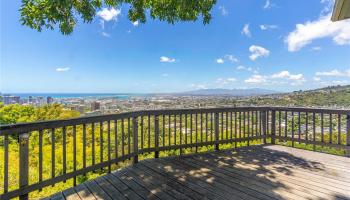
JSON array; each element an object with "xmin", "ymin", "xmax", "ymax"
[{"xmin": 46, "ymin": 145, "xmax": 350, "ymax": 200}]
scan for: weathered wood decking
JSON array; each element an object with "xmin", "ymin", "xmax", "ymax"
[{"xmin": 47, "ymin": 145, "xmax": 350, "ymax": 200}]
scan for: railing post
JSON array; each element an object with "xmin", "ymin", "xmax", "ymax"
[
  {"xmin": 214, "ymin": 112, "xmax": 219, "ymax": 151},
  {"xmin": 19, "ymin": 133, "xmax": 29, "ymax": 200},
  {"xmin": 262, "ymin": 111, "xmax": 267, "ymax": 144},
  {"xmin": 155, "ymin": 115, "xmax": 160, "ymax": 158},
  {"xmin": 346, "ymin": 115, "xmax": 350, "ymax": 157},
  {"xmin": 132, "ymin": 116, "xmax": 139, "ymax": 164},
  {"xmin": 271, "ymin": 110, "xmax": 276, "ymax": 144}
]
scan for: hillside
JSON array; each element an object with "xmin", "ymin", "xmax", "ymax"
[
  {"xmin": 242, "ymin": 85, "xmax": 350, "ymax": 108},
  {"xmin": 180, "ymin": 88, "xmax": 277, "ymax": 96}
]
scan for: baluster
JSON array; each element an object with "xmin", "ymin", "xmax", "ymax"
[
  {"xmin": 291, "ymin": 112, "xmax": 295, "ymax": 147},
  {"xmin": 4, "ymin": 134, "xmax": 9, "ymax": 193},
  {"xmin": 262, "ymin": 111, "xmax": 267, "ymax": 144},
  {"xmin": 214, "ymin": 112, "xmax": 219, "ymax": 151},
  {"xmin": 200, "ymin": 113, "xmax": 203, "ymax": 143},
  {"xmin": 321, "ymin": 113, "xmax": 324, "ymax": 143},
  {"xmin": 19, "ymin": 132, "xmax": 29, "ymax": 200},
  {"xmin": 221, "ymin": 112, "xmax": 224, "ymax": 141},
  {"xmin": 190, "ymin": 114, "xmax": 193, "ymax": 145},
  {"xmin": 206, "ymin": 113, "xmax": 209, "ymax": 142},
  {"xmin": 239, "ymin": 112, "xmax": 242, "ymax": 139},
  {"xmin": 100, "ymin": 122, "xmax": 103, "ymax": 166},
  {"xmin": 133, "ymin": 116, "xmax": 139, "ymax": 163},
  {"xmin": 338, "ymin": 114, "xmax": 341, "ymax": 145},
  {"xmin": 210, "ymin": 113, "xmax": 213, "ymax": 142},
  {"xmin": 305, "ymin": 113, "xmax": 309, "ymax": 141},
  {"xmin": 298, "ymin": 112, "xmax": 301, "ymax": 144},
  {"xmin": 51, "ymin": 128, "xmax": 55, "ymax": 184},
  {"xmin": 39, "ymin": 130, "xmax": 43, "ymax": 189},
  {"xmin": 63, "ymin": 126, "xmax": 67, "ymax": 182},
  {"xmin": 174, "ymin": 114, "xmax": 177, "ymax": 145},
  {"xmin": 141, "ymin": 116, "xmax": 144, "ymax": 149},
  {"xmin": 313, "ymin": 113, "xmax": 316, "ymax": 151},
  {"xmin": 115, "ymin": 120, "xmax": 118, "ymax": 158},
  {"xmin": 121, "ymin": 119, "xmax": 125, "ymax": 156},
  {"xmin": 83, "ymin": 124, "xmax": 86, "ymax": 170},
  {"xmin": 195, "ymin": 113, "xmax": 198, "ymax": 152},
  {"xmin": 230, "ymin": 112, "xmax": 233, "ymax": 141},
  {"xmin": 279, "ymin": 111, "xmax": 282, "ymax": 138},
  {"xmin": 285, "ymin": 111, "xmax": 288, "ymax": 139},
  {"xmin": 271, "ymin": 110, "xmax": 276, "ymax": 145},
  {"xmin": 107, "ymin": 121, "xmax": 111, "ymax": 173},
  {"xmin": 180, "ymin": 114, "xmax": 183, "ymax": 154},
  {"xmin": 155, "ymin": 115, "xmax": 159, "ymax": 158},
  {"xmin": 73, "ymin": 126, "xmax": 77, "ymax": 186},
  {"xmin": 168, "ymin": 115, "xmax": 171, "ymax": 146},
  {"xmin": 162, "ymin": 115, "xmax": 165, "ymax": 147},
  {"xmin": 148, "ymin": 115, "xmax": 151, "ymax": 148},
  {"xmin": 247, "ymin": 111, "xmax": 250, "ymax": 146},
  {"xmin": 346, "ymin": 114, "xmax": 350, "ymax": 157},
  {"xmin": 329, "ymin": 114, "xmax": 333, "ymax": 144},
  {"xmin": 128, "ymin": 118, "xmax": 131, "ymax": 155},
  {"xmin": 235, "ymin": 112, "xmax": 237, "ymax": 148},
  {"xmin": 225, "ymin": 112, "xmax": 228, "ymax": 140},
  {"xmin": 92, "ymin": 123, "xmax": 95, "ymax": 166},
  {"xmin": 185, "ymin": 114, "xmax": 188, "ymax": 145}
]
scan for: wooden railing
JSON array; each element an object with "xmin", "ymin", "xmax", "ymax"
[{"xmin": 0, "ymin": 107, "xmax": 349, "ymax": 200}]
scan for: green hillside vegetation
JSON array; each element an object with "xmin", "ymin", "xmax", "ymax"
[{"xmin": 244, "ymin": 85, "xmax": 350, "ymax": 107}]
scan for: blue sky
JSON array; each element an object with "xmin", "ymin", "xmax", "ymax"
[{"xmin": 1, "ymin": 0, "xmax": 349, "ymax": 93}]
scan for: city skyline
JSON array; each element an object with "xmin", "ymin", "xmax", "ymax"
[{"xmin": 1, "ymin": 0, "xmax": 350, "ymax": 93}]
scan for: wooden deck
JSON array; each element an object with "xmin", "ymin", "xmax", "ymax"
[{"xmin": 47, "ymin": 145, "xmax": 350, "ymax": 200}]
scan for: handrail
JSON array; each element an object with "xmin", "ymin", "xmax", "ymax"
[{"xmin": 0, "ymin": 106, "xmax": 349, "ymax": 200}]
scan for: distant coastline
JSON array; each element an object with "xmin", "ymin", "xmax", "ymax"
[{"xmin": 0, "ymin": 93, "xmax": 148, "ymax": 99}]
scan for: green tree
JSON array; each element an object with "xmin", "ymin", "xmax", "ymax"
[
  {"xmin": 0, "ymin": 104, "xmax": 80, "ymax": 125},
  {"xmin": 20, "ymin": 0, "xmax": 216, "ymax": 35}
]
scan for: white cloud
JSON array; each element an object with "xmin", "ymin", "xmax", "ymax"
[
  {"xmin": 263, "ymin": 0, "xmax": 273, "ymax": 10},
  {"xmin": 161, "ymin": 73, "xmax": 169, "ymax": 77},
  {"xmin": 132, "ymin": 21, "xmax": 139, "ymax": 26},
  {"xmin": 236, "ymin": 65, "xmax": 253, "ymax": 72},
  {"xmin": 190, "ymin": 84, "xmax": 208, "ymax": 90},
  {"xmin": 285, "ymin": 13, "xmax": 350, "ymax": 52},
  {"xmin": 225, "ymin": 55, "xmax": 239, "ymax": 62},
  {"xmin": 160, "ymin": 56, "xmax": 176, "ymax": 63},
  {"xmin": 97, "ymin": 8, "xmax": 121, "ymax": 21},
  {"xmin": 271, "ymin": 70, "xmax": 306, "ymax": 85},
  {"xmin": 260, "ymin": 24, "xmax": 278, "ymax": 30},
  {"xmin": 315, "ymin": 69, "xmax": 350, "ymax": 77},
  {"xmin": 218, "ymin": 6, "xmax": 228, "ymax": 16},
  {"xmin": 311, "ymin": 46, "xmax": 322, "ymax": 51},
  {"xmin": 314, "ymin": 77, "xmax": 321, "ymax": 81},
  {"xmin": 245, "ymin": 75, "xmax": 267, "ymax": 84},
  {"xmin": 56, "ymin": 67, "xmax": 70, "ymax": 72},
  {"xmin": 249, "ymin": 45, "xmax": 270, "ymax": 61},
  {"xmin": 241, "ymin": 24, "xmax": 251, "ymax": 37},
  {"xmin": 216, "ymin": 77, "xmax": 236, "ymax": 85},
  {"xmin": 216, "ymin": 58, "xmax": 224, "ymax": 64},
  {"xmin": 101, "ymin": 32, "xmax": 110, "ymax": 37},
  {"xmin": 245, "ymin": 70, "xmax": 306, "ymax": 85}
]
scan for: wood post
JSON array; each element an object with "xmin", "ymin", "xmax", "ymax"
[
  {"xmin": 132, "ymin": 117, "xmax": 139, "ymax": 164},
  {"xmin": 214, "ymin": 112, "xmax": 219, "ymax": 151},
  {"xmin": 19, "ymin": 133, "xmax": 29, "ymax": 200},
  {"xmin": 271, "ymin": 110, "xmax": 276, "ymax": 145},
  {"xmin": 346, "ymin": 115, "xmax": 350, "ymax": 157},
  {"xmin": 155, "ymin": 115, "xmax": 160, "ymax": 158},
  {"xmin": 262, "ymin": 111, "xmax": 267, "ymax": 144}
]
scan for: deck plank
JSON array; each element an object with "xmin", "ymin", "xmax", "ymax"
[{"xmin": 49, "ymin": 145, "xmax": 350, "ymax": 200}]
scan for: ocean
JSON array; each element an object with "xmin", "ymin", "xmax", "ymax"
[{"xmin": 3, "ymin": 93, "xmax": 148, "ymax": 100}]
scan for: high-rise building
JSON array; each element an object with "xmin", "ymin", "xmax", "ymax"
[
  {"xmin": 91, "ymin": 101, "xmax": 101, "ymax": 111},
  {"xmin": 47, "ymin": 96, "xmax": 54, "ymax": 104},
  {"xmin": 3, "ymin": 95, "xmax": 20, "ymax": 105}
]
